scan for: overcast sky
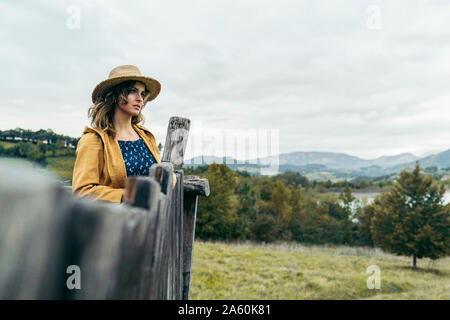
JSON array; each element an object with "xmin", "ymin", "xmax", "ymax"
[{"xmin": 1, "ymin": 0, "xmax": 449, "ymax": 160}]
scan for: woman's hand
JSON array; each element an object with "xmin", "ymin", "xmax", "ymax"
[{"xmin": 172, "ymin": 173, "xmax": 177, "ymax": 189}]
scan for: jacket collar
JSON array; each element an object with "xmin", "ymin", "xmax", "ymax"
[{"xmin": 132, "ymin": 124, "xmax": 161, "ymax": 163}]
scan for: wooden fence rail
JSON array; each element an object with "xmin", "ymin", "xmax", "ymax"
[{"xmin": 0, "ymin": 116, "xmax": 209, "ymax": 299}]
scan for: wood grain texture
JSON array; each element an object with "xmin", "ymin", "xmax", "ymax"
[
  {"xmin": 162, "ymin": 116, "xmax": 191, "ymax": 170},
  {"xmin": 184, "ymin": 175, "xmax": 210, "ymax": 197}
]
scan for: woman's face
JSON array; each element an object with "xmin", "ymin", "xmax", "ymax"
[{"xmin": 117, "ymin": 81, "xmax": 148, "ymax": 117}]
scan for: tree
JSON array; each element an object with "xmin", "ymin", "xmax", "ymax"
[
  {"xmin": 12, "ymin": 142, "xmax": 33, "ymax": 157},
  {"xmin": 339, "ymin": 185, "xmax": 355, "ymax": 209},
  {"xmin": 274, "ymin": 170, "xmax": 309, "ymax": 188},
  {"xmin": 328, "ymin": 186, "xmax": 355, "ymax": 243},
  {"xmin": 269, "ymin": 180, "xmax": 292, "ymax": 228},
  {"xmin": 195, "ymin": 163, "xmax": 238, "ymax": 240},
  {"xmin": 235, "ymin": 179, "xmax": 258, "ymax": 239},
  {"xmin": 250, "ymin": 214, "xmax": 282, "ymax": 243},
  {"xmin": 27, "ymin": 147, "xmax": 46, "ymax": 164},
  {"xmin": 355, "ymin": 204, "xmax": 376, "ymax": 247},
  {"xmin": 256, "ymin": 177, "xmax": 276, "ymax": 201},
  {"xmin": 370, "ymin": 163, "xmax": 450, "ymax": 269}
]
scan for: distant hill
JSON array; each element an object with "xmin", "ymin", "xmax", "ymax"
[
  {"xmin": 370, "ymin": 153, "xmax": 418, "ymax": 167},
  {"xmin": 391, "ymin": 149, "xmax": 450, "ymax": 171},
  {"xmin": 259, "ymin": 152, "xmax": 368, "ymax": 169},
  {"xmin": 256, "ymin": 151, "xmax": 419, "ymax": 169},
  {"xmin": 186, "ymin": 151, "xmax": 423, "ymax": 170},
  {"xmin": 185, "ymin": 149, "xmax": 450, "ymax": 179},
  {"xmin": 415, "ymin": 149, "xmax": 450, "ymax": 168},
  {"xmin": 186, "ymin": 152, "xmax": 419, "ymax": 170}
]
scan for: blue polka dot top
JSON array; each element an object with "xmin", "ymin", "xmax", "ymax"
[{"xmin": 117, "ymin": 138, "xmax": 156, "ymax": 177}]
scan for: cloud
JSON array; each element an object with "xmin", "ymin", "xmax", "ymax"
[{"xmin": 0, "ymin": 0, "xmax": 449, "ymax": 159}]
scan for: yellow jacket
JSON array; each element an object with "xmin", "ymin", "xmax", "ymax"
[{"xmin": 72, "ymin": 124, "xmax": 161, "ymax": 203}]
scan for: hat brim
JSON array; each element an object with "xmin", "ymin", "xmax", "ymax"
[{"xmin": 91, "ymin": 76, "xmax": 161, "ymax": 104}]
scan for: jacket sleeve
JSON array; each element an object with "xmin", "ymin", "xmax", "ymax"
[{"xmin": 72, "ymin": 132, "xmax": 124, "ymax": 203}]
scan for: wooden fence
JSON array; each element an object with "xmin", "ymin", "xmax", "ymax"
[{"xmin": 0, "ymin": 117, "xmax": 209, "ymax": 299}]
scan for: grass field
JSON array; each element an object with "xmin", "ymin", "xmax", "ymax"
[
  {"xmin": 190, "ymin": 241, "xmax": 450, "ymax": 300},
  {"xmin": 46, "ymin": 155, "xmax": 75, "ymax": 181}
]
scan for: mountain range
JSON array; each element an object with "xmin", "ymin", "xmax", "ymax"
[{"xmin": 184, "ymin": 149, "xmax": 450, "ymax": 180}]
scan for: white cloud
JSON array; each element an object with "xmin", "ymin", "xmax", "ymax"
[{"xmin": 0, "ymin": 0, "xmax": 449, "ymax": 159}]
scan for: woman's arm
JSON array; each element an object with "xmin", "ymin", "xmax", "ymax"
[{"xmin": 72, "ymin": 132, "xmax": 124, "ymax": 203}]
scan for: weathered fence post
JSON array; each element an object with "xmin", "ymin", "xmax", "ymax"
[
  {"xmin": 182, "ymin": 175, "xmax": 210, "ymax": 300},
  {"xmin": 159, "ymin": 116, "xmax": 210, "ymax": 300},
  {"xmin": 161, "ymin": 116, "xmax": 189, "ymax": 300},
  {"xmin": 162, "ymin": 116, "xmax": 191, "ymax": 170}
]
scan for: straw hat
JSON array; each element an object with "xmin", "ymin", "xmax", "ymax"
[{"xmin": 91, "ymin": 65, "xmax": 161, "ymax": 104}]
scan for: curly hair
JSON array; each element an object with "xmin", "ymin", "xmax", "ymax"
[{"xmin": 88, "ymin": 80, "xmax": 147, "ymax": 138}]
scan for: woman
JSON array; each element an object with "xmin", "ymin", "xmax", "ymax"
[{"xmin": 72, "ymin": 65, "xmax": 175, "ymax": 203}]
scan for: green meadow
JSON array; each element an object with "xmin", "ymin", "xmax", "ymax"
[
  {"xmin": 190, "ymin": 241, "xmax": 450, "ymax": 300},
  {"xmin": 45, "ymin": 155, "xmax": 76, "ymax": 181}
]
